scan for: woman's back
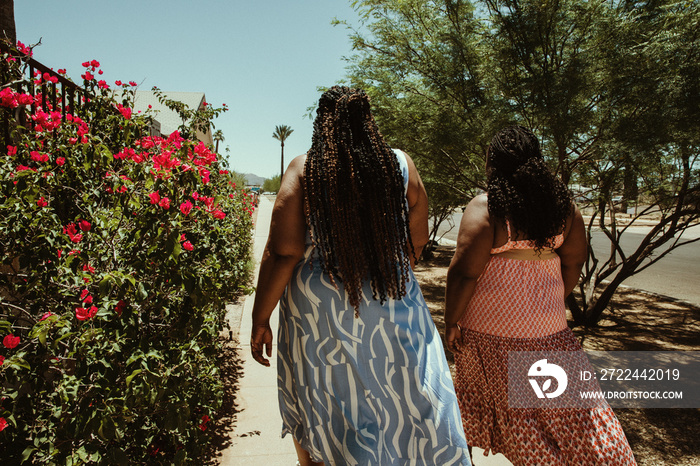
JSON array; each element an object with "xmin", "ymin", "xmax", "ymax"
[{"xmin": 277, "ymin": 149, "xmax": 471, "ymax": 464}]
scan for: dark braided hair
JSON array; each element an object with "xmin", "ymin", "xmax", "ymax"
[
  {"xmin": 486, "ymin": 126, "xmax": 572, "ymax": 251},
  {"xmin": 304, "ymin": 86, "xmax": 415, "ymax": 313}
]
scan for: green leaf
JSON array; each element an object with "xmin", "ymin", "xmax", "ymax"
[
  {"xmin": 98, "ymin": 416, "xmax": 116, "ymax": 440},
  {"xmin": 126, "ymin": 369, "xmax": 142, "ymax": 387}
]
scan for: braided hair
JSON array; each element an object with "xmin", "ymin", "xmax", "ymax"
[
  {"xmin": 486, "ymin": 126, "xmax": 572, "ymax": 251},
  {"xmin": 303, "ymin": 86, "xmax": 415, "ymax": 313}
]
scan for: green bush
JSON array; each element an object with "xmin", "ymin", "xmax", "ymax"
[{"xmin": 0, "ymin": 44, "xmax": 254, "ymax": 464}]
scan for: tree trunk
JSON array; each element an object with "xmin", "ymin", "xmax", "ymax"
[
  {"xmin": 0, "ymin": 0, "xmax": 16, "ymax": 44},
  {"xmin": 280, "ymin": 142, "xmax": 285, "ymax": 179}
]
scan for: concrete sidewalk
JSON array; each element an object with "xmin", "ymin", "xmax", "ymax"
[{"xmin": 218, "ymin": 194, "xmax": 511, "ymax": 466}]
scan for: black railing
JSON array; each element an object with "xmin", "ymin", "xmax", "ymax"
[{"xmin": 2, "ymin": 41, "xmax": 85, "ymax": 146}]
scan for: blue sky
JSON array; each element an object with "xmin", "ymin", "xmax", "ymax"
[{"xmin": 16, "ymin": 1, "xmax": 362, "ymax": 179}]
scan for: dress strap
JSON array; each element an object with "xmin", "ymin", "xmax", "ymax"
[{"xmin": 392, "ymin": 148, "xmax": 410, "ymax": 195}]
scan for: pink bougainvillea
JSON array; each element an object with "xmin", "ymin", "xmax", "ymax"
[
  {"xmin": 75, "ymin": 306, "xmax": 98, "ymax": 321},
  {"xmin": 78, "ymin": 220, "xmax": 91, "ymax": 232},
  {"xmin": 115, "ymin": 300, "xmax": 127, "ymax": 316},
  {"xmin": 63, "ymin": 224, "xmax": 83, "ymax": 243},
  {"xmin": 3, "ymin": 334, "xmax": 20, "ymax": 349},
  {"xmin": 180, "ymin": 200, "xmax": 193, "ymax": 216},
  {"xmin": 198, "ymin": 415, "xmax": 210, "ymax": 431},
  {"xmin": 149, "ymin": 191, "xmax": 161, "ymax": 205}
]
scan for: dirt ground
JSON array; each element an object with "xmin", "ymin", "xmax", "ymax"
[{"xmin": 414, "ymin": 246, "xmax": 700, "ymax": 466}]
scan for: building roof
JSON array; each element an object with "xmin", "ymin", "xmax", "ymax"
[{"xmin": 131, "ymin": 90, "xmax": 213, "ymax": 146}]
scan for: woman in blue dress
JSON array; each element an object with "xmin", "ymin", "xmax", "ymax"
[{"xmin": 251, "ymin": 86, "xmax": 471, "ymax": 466}]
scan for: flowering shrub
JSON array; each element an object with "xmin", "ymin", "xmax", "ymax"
[{"xmin": 0, "ymin": 42, "xmax": 254, "ymax": 464}]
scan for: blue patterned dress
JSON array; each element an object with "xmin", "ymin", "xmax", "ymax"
[{"xmin": 277, "ymin": 150, "xmax": 471, "ymax": 465}]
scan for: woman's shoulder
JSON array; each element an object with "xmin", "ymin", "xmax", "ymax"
[
  {"xmin": 468, "ymin": 193, "xmax": 489, "ymax": 210},
  {"xmin": 462, "ymin": 194, "xmax": 491, "ymax": 225}
]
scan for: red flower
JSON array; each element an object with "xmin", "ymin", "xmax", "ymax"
[
  {"xmin": 37, "ymin": 197, "xmax": 48, "ymax": 208},
  {"xmin": 40, "ymin": 312, "xmax": 54, "ymax": 321},
  {"xmin": 56, "ymin": 156, "xmax": 66, "ymax": 166},
  {"xmin": 90, "ymin": 59, "xmax": 100, "ymax": 68},
  {"xmin": 159, "ymin": 197, "xmax": 171, "ymax": 210},
  {"xmin": 117, "ymin": 104, "xmax": 132, "ymax": 119},
  {"xmin": 149, "ymin": 191, "xmax": 161, "ymax": 205},
  {"xmin": 0, "ymin": 355, "xmax": 4, "ymax": 365},
  {"xmin": 182, "ymin": 241, "xmax": 194, "ymax": 251},
  {"xmin": 17, "ymin": 40, "xmax": 32, "ymax": 56},
  {"xmin": 82, "ymin": 71, "xmax": 94, "ymax": 81},
  {"xmin": 63, "ymin": 224, "xmax": 83, "ymax": 243},
  {"xmin": 7, "ymin": 145, "xmax": 17, "ymax": 156},
  {"xmin": 199, "ymin": 415, "xmax": 210, "ymax": 431},
  {"xmin": 0, "ymin": 417, "xmax": 7, "ymax": 432},
  {"xmin": 75, "ymin": 306, "xmax": 98, "ymax": 321},
  {"xmin": 78, "ymin": 220, "xmax": 91, "ymax": 232},
  {"xmin": 97, "ymin": 80, "xmax": 109, "ymax": 89},
  {"xmin": 115, "ymin": 300, "xmax": 127, "ymax": 316},
  {"xmin": 30, "ymin": 151, "xmax": 49, "ymax": 163},
  {"xmin": 0, "ymin": 87, "xmax": 18, "ymax": 108},
  {"xmin": 212, "ymin": 209, "xmax": 226, "ymax": 220},
  {"xmin": 82, "ymin": 264, "xmax": 95, "ymax": 274},
  {"xmin": 115, "ymin": 80, "xmax": 123, "ymax": 86},
  {"xmin": 3, "ymin": 334, "xmax": 20, "ymax": 349},
  {"xmin": 180, "ymin": 200, "xmax": 193, "ymax": 216},
  {"xmin": 129, "ymin": 81, "xmax": 138, "ymax": 87},
  {"xmin": 17, "ymin": 93, "xmax": 33, "ymax": 106},
  {"xmin": 198, "ymin": 167, "xmax": 211, "ymax": 184}
]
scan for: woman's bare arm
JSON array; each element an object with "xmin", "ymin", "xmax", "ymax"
[
  {"xmin": 557, "ymin": 204, "xmax": 588, "ymax": 297},
  {"xmin": 403, "ymin": 151, "xmax": 429, "ymax": 268},
  {"xmin": 250, "ymin": 155, "xmax": 307, "ymax": 367},
  {"xmin": 444, "ymin": 194, "xmax": 494, "ymax": 352}
]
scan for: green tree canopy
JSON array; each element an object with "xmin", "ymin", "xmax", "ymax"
[{"xmin": 341, "ymin": 0, "xmax": 700, "ymax": 325}]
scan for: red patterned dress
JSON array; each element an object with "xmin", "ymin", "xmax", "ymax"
[{"xmin": 453, "ymin": 222, "xmax": 637, "ymax": 465}]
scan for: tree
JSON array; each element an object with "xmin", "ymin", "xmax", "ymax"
[
  {"xmin": 213, "ymin": 129, "xmax": 224, "ymax": 153},
  {"xmin": 262, "ymin": 174, "xmax": 282, "ymax": 194},
  {"xmin": 272, "ymin": 124, "xmax": 293, "ymax": 178},
  {"xmin": 342, "ymin": 0, "xmax": 700, "ymax": 325},
  {"xmin": 0, "ymin": 0, "xmax": 15, "ymax": 44},
  {"xmin": 339, "ymin": 0, "xmax": 498, "ymax": 245}
]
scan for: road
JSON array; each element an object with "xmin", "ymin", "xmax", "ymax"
[{"xmin": 433, "ymin": 212, "xmax": 700, "ymax": 307}]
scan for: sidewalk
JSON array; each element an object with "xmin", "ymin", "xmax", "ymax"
[
  {"xmin": 218, "ymin": 195, "xmax": 297, "ymax": 465},
  {"xmin": 218, "ymin": 195, "xmax": 511, "ymax": 466}
]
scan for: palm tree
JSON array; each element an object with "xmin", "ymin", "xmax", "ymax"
[
  {"xmin": 213, "ymin": 130, "xmax": 224, "ymax": 153},
  {"xmin": 272, "ymin": 125, "xmax": 294, "ymax": 178}
]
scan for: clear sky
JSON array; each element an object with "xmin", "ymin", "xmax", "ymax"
[{"xmin": 16, "ymin": 1, "xmax": 362, "ymax": 179}]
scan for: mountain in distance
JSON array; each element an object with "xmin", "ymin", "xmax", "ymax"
[{"xmin": 242, "ymin": 173, "xmax": 266, "ymax": 186}]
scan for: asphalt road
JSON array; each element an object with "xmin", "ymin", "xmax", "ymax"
[{"xmin": 433, "ymin": 212, "xmax": 700, "ymax": 307}]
